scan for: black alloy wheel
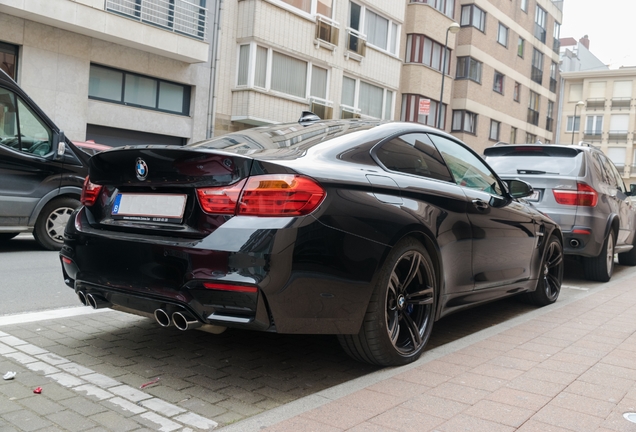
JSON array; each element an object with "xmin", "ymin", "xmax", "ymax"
[
  {"xmin": 338, "ymin": 238, "xmax": 437, "ymax": 366},
  {"xmin": 526, "ymin": 235, "xmax": 563, "ymax": 306}
]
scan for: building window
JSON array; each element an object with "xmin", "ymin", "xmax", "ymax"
[
  {"xmin": 566, "ymin": 116, "xmax": 580, "ymax": 132},
  {"xmin": 456, "ymin": 56, "xmax": 482, "ymax": 83},
  {"xmin": 401, "ymin": 94, "xmax": 447, "ymax": 128},
  {"xmin": 409, "ymin": 0, "xmax": 454, "ymax": 19},
  {"xmin": 585, "ymin": 115, "xmax": 603, "ymax": 136},
  {"xmin": 342, "ymin": 76, "xmax": 393, "ymax": 120},
  {"xmin": 348, "ymin": 2, "xmax": 400, "ymax": 55},
  {"xmin": 517, "ymin": 37, "xmax": 524, "ymax": 58},
  {"xmin": 489, "ymin": 120, "xmax": 501, "ymax": 141},
  {"xmin": 237, "ymin": 44, "xmax": 329, "ymax": 102},
  {"xmin": 549, "ymin": 62, "xmax": 557, "ymax": 93},
  {"xmin": 521, "ymin": 0, "xmax": 528, "ymax": 12},
  {"xmin": 514, "ymin": 82, "xmax": 521, "ymax": 102},
  {"xmin": 531, "ymin": 48, "xmax": 544, "ymax": 84},
  {"xmin": 88, "ymin": 64, "xmax": 191, "ymax": 115},
  {"xmin": 497, "ymin": 23, "xmax": 508, "ymax": 47},
  {"xmin": 405, "ymin": 35, "xmax": 451, "ymax": 74},
  {"xmin": 105, "ymin": 0, "xmax": 207, "ymax": 40},
  {"xmin": 460, "ymin": 4, "xmax": 486, "ymax": 32},
  {"xmin": 546, "ymin": 100, "xmax": 554, "ymax": 132},
  {"xmin": 553, "ymin": 22, "xmax": 561, "ymax": 52},
  {"xmin": 493, "ymin": 71, "xmax": 504, "ymax": 94},
  {"xmin": 528, "ymin": 90, "xmax": 540, "ymax": 126},
  {"xmin": 278, "ymin": 0, "xmax": 334, "ymax": 16},
  {"xmin": 534, "ymin": 5, "xmax": 547, "ymax": 43},
  {"xmin": 510, "ymin": 126, "xmax": 517, "ymax": 144},
  {"xmin": 0, "ymin": 42, "xmax": 18, "ymax": 81},
  {"xmin": 452, "ymin": 110, "xmax": 477, "ymax": 134},
  {"xmin": 526, "ymin": 132, "xmax": 537, "ymax": 143}
]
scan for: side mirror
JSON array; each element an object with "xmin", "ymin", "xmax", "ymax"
[
  {"xmin": 53, "ymin": 130, "xmax": 65, "ymax": 161},
  {"xmin": 507, "ymin": 179, "xmax": 534, "ymax": 199}
]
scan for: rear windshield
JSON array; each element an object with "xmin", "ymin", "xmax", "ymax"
[{"xmin": 484, "ymin": 146, "xmax": 585, "ymax": 176}]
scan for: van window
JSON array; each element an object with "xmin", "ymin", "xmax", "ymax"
[{"xmin": 0, "ymin": 87, "xmax": 52, "ymax": 156}]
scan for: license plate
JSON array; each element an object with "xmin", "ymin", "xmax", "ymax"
[
  {"xmin": 526, "ymin": 190, "xmax": 541, "ymax": 201},
  {"xmin": 112, "ymin": 193, "xmax": 187, "ymax": 223}
]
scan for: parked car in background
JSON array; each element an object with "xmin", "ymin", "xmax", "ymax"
[
  {"xmin": 73, "ymin": 140, "xmax": 111, "ymax": 156},
  {"xmin": 484, "ymin": 143, "xmax": 636, "ymax": 282},
  {"xmin": 0, "ymin": 69, "xmax": 89, "ymax": 250},
  {"xmin": 60, "ymin": 116, "xmax": 564, "ymax": 366}
]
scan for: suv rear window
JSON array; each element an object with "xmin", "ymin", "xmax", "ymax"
[{"xmin": 484, "ymin": 146, "xmax": 585, "ymax": 176}]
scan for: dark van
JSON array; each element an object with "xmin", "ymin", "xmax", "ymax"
[{"xmin": 0, "ymin": 69, "xmax": 90, "ymax": 250}]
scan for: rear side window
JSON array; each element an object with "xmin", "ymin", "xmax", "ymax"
[
  {"xmin": 484, "ymin": 146, "xmax": 584, "ymax": 176},
  {"xmin": 375, "ymin": 133, "xmax": 453, "ymax": 182}
]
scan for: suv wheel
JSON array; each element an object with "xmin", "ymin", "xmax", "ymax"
[
  {"xmin": 33, "ymin": 197, "xmax": 80, "ymax": 251},
  {"xmin": 584, "ymin": 230, "xmax": 615, "ymax": 282}
]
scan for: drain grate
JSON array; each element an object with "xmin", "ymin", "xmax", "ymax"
[{"xmin": 624, "ymin": 413, "xmax": 636, "ymax": 424}]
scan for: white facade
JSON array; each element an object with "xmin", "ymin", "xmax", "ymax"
[{"xmin": 0, "ymin": 0, "xmax": 217, "ymax": 145}]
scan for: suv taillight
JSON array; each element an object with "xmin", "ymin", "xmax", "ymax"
[
  {"xmin": 553, "ymin": 182, "xmax": 598, "ymax": 207},
  {"xmin": 196, "ymin": 175, "xmax": 326, "ymax": 217},
  {"xmin": 80, "ymin": 177, "xmax": 103, "ymax": 206}
]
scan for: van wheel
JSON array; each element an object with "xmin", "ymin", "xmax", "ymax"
[
  {"xmin": 584, "ymin": 230, "xmax": 615, "ymax": 282},
  {"xmin": 338, "ymin": 238, "xmax": 436, "ymax": 366},
  {"xmin": 33, "ymin": 197, "xmax": 80, "ymax": 251}
]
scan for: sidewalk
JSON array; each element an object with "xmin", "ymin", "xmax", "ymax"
[{"xmin": 220, "ymin": 271, "xmax": 636, "ymax": 432}]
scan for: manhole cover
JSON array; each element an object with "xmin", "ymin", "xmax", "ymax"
[{"xmin": 624, "ymin": 413, "xmax": 636, "ymax": 424}]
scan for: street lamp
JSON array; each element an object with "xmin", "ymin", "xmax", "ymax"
[
  {"xmin": 437, "ymin": 22, "xmax": 461, "ymax": 130},
  {"xmin": 571, "ymin": 100, "xmax": 585, "ymax": 145}
]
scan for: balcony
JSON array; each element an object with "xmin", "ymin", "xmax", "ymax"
[
  {"xmin": 586, "ymin": 98, "xmax": 606, "ymax": 109},
  {"xmin": 546, "ymin": 117, "xmax": 554, "ymax": 132},
  {"xmin": 106, "ymin": 0, "xmax": 207, "ymax": 40},
  {"xmin": 527, "ymin": 109, "xmax": 539, "ymax": 126},
  {"xmin": 340, "ymin": 105, "xmax": 361, "ymax": 119},
  {"xmin": 534, "ymin": 23, "xmax": 546, "ymax": 44},
  {"xmin": 346, "ymin": 28, "xmax": 366, "ymax": 60},
  {"xmin": 611, "ymin": 98, "xmax": 631, "ymax": 110},
  {"xmin": 608, "ymin": 130, "xmax": 629, "ymax": 141},
  {"xmin": 531, "ymin": 66, "xmax": 543, "ymax": 85},
  {"xmin": 583, "ymin": 130, "xmax": 603, "ymax": 141},
  {"xmin": 315, "ymin": 14, "xmax": 339, "ymax": 50},
  {"xmin": 309, "ymin": 97, "xmax": 334, "ymax": 120}
]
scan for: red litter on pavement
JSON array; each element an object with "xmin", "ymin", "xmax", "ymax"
[
  {"xmin": 33, "ymin": 387, "xmax": 42, "ymax": 394},
  {"xmin": 139, "ymin": 377, "xmax": 160, "ymax": 389}
]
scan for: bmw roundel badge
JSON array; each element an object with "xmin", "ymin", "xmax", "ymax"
[{"xmin": 136, "ymin": 158, "xmax": 148, "ymax": 181}]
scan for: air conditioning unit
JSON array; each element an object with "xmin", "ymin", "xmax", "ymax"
[{"xmin": 310, "ymin": 99, "xmax": 334, "ymax": 120}]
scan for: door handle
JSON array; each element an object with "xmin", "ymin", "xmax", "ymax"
[{"xmin": 472, "ymin": 199, "xmax": 489, "ymax": 211}]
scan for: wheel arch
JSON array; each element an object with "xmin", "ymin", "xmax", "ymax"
[{"xmin": 28, "ymin": 186, "xmax": 82, "ymax": 226}]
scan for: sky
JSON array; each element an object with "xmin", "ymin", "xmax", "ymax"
[{"xmin": 560, "ymin": 0, "xmax": 636, "ymax": 69}]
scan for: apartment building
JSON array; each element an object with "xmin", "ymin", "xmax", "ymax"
[
  {"xmin": 213, "ymin": 0, "xmax": 404, "ymax": 133},
  {"xmin": 431, "ymin": 0, "xmax": 563, "ymax": 153},
  {"xmin": 0, "ymin": 0, "xmax": 218, "ymax": 145},
  {"xmin": 560, "ymin": 67, "xmax": 636, "ymax": 185}
]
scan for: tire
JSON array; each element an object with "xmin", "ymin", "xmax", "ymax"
[
  {"xmin": 525, "ymin": 235, "xmax": 563, "ymax": 306},
  {"xmin": 338, "ymin": 238, "xmax": 437, "ymax": 366},
  {"xmin": 618, "ymin": 235, "xmax": 636, "ymax": 266},
  {"xmin": 0, "ymin": 233, "xmax": 19, "ymax": 241},
  {"xmin": 584, "ymin": 230, "xmax": 615, "ymax": 282},
  {"xmin": 33, "ymin": 197, "xmax": 80, "ymax": 251}
]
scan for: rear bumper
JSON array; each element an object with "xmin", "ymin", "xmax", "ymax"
[
  {"xmin": 562, "ymin": 226, "xmax": 603, "ymax": 257},
  {"xmin": 60, "ymin": 207, "xmax": 385, "ymax": 334}
]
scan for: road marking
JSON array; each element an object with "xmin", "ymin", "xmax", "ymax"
[{"xmin": 0, "ymin": 332, "xmax": 218, "ymax": 430}]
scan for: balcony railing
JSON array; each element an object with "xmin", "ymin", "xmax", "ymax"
[
  {"xmin": 549, "ymin": 78, "xmax": 557, "ymax": 93},
  {"xmin": 534, "ymin": 23, "xmax": 546, "ymax": 43},
  {"xmin": 608, "ymin": 130, "xmax": 628, "ymax": 141},
  {"xmin": 340, "ymin": 105, "xmax": 361, "ymax": 119},
  {"xmin": 527, "ymin": 109, "xmax": 539, "ymax": 126},
  {"xmin": 586, "ymin": 98, "xmax": 606, "ymax": 109},
  {"xmin": 546, "ymin": 117, "xmax": 554, "ymax": 132},
  {"xmin": 309, "ymin": 97, "xmax": 334, "ymax": 120},
  {"xmin": 346, "ymin": 28, "xmax": 366, "ymax": 58},
  {"xmin": 583, "ymin": 130, "xmax": 603, "ymax": 140},
  {"xmin": 105, "ymin": 0, "xmax": 207, "ymax": 40},
  {"xmin": 315, "ymin": 14, "xmax": 339, "ymax": 47},
  {"xmin": 611, "ymin": 98, "xmax": 631, "ymax": 109},
  {"xmin": 531, "ymin": 66, "xmax": 543, "ymax": 85}
]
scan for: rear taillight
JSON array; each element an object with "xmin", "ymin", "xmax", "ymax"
[
  {"xmin": 553, "ymin": 182, "xmax": 598, "ymax": 207},
  {"xmin": 197, "ymin": 175, "xmax": 326, "ymax": 217},
  {"xmin": 80, "ymin": 177, "xmax": 103, "ymax": 206},
  {"xmin": 196, "ymin": 179, "xmax": 247, "ymax": 215},
  {"xmin": 203, "ymin": 282, "xmax": 258, "ymax": 293}
]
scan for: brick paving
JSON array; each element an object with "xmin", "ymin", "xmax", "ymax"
[{"xmin": 0, "ymin": 261, "xmax": 635, "ymax": 431}]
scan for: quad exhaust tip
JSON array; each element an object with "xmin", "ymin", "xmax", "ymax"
[
  {"xmin": 77, "ymin": 291, "xmax": 88, "ymax": 306},
  {"xmin": 172, "ymin": 311, "xmax": 202, "ymax": 331},
  {"xmin": 154, "ymin": 309, "xmax": 172, "ymax": 327},
  {"xmin": 86, "ymin": 293, "xmax": 110, "ymax": 310}
]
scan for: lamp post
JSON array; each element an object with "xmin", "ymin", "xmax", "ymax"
[
  {"xmin": 571, "ymin": 100, "xmax": 584, "ymax": 145},
  {"xmin": 437, "ymin": 22, "xmax": 461, "ymax": 130}
]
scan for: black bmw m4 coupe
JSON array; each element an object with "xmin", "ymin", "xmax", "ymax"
[{"xmin": 60, "ymin": 116, "xmax": 563, "ymax": 366}]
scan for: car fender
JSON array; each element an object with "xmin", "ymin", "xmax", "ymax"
[
  {"xmin": 604, "ymin": 213, "xmax": 620, "ymax": 242},
  {"xmin": 28, "ymin": 186, "xmax": 82, "ymax": 226}
]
